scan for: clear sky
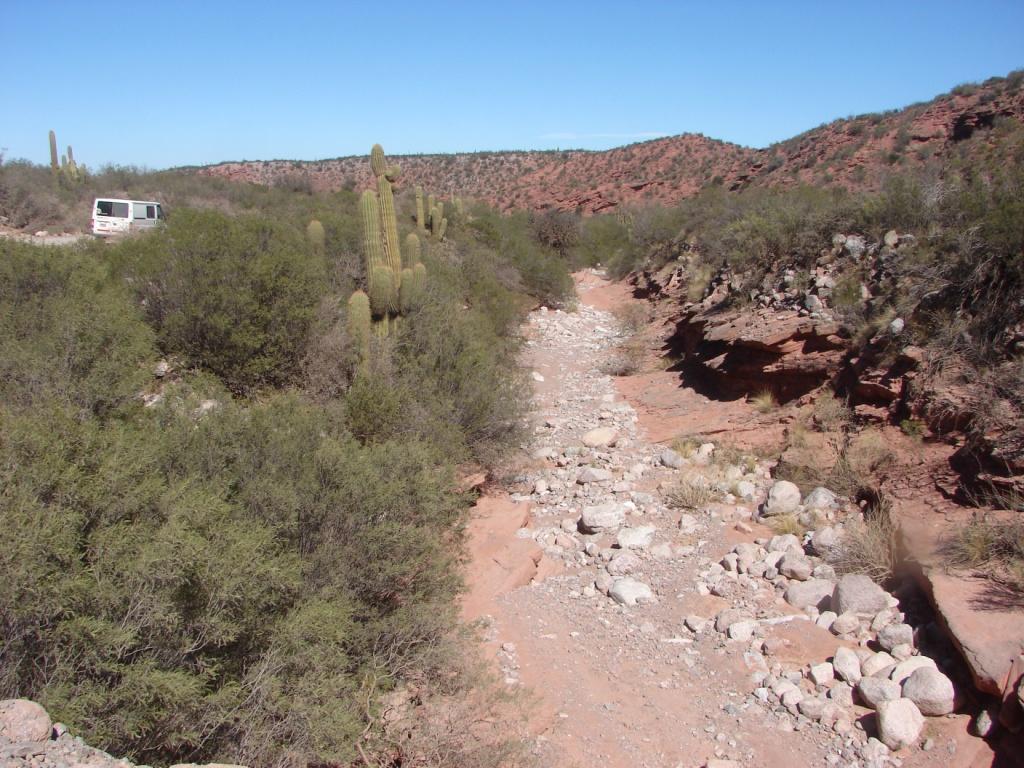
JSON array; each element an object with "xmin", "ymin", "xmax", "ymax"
[{"xmin": 3, "ymin": 1, "xmax": 1022, "ymax": 169}]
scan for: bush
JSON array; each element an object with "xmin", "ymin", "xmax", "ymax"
[{"xmin": 112, "ymin": 209, "xmax": 327, "ymax": 392}]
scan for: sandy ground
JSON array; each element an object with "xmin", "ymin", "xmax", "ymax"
[{"xmin": 460, "ymin": 271, "xmax": 1004, "ymax": 768}]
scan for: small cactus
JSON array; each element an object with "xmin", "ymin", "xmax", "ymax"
[
  {"xmin": 399, "ymin": 267, "xmax": 416, "ymax": 313},
  {"xmin": 437, "ymin": 217, "xmax": 448, "ymax": 240},
  {"xmin": 306, "ymin": 219, "xmax": 325, "ymax": 252},
  {"xmin": 415, "ymin": 187, "xmax": 426, "ymax": 233},
  {"xmin": 347, "ymin": 290, "xmax": 372, "ymax": 365},
  {"xmin": 48, "ymin": 130, "xmax": 58, "ymax": 173},
  {"xmin": 385, "ymin": 164, "xmax": 400, "ymax": 182},
  {"xmin": 369, "ymin": 265, "xmax": 397, "ymax": 319},
  {"xmin": 404, "ymin": 233, "xmax": 421, "ymax": 268}
]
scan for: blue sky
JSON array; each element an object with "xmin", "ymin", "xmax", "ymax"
[{"xmin": 3, "ymin": 1, "xmax": 1023, "ymax": 169}]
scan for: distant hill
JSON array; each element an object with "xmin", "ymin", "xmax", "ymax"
[{"xmin": 195, "ymin": 72, "xmax": 1024, "ymax": 213}]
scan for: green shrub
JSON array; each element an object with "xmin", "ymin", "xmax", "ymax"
[{"xmin": 112, "ymin": 209, "xmax": 327, "ymax": 392}]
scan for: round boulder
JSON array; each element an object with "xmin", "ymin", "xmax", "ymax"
[
  {"xmin": 0, "ymin": 699, "xmax": 52, "ymax": 743},
  {"xmin": 876, "ymin": 698, "xmax": 924, "ymax": 750},
  {"xmin": 832, "ymin": 573, "xmax": 889, "ymax": 615},
  {"xmin": 763, "ymin": 480, "xmax": 801, "ymax": 516},
  {"xmin": 901, "ymin": 667, "xmax": 955, "ymax": 716}
]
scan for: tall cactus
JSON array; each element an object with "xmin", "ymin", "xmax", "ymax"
[
  {"xmin": 48, "ymin": 130, "xmax": 58, "ymax": 174},
  {"xmin": 360, "ymin": 190, "xmax": 386, "ymax": 274},
  {"xmin": 415, "ymin": 187, "xmax": 426, "ymax": 234},
  {"xmin": 377, "ymin": 175, "xmax": 402, "ymax": 280},
  {"xmin": 352, "ymin": 144, "xmax": 427, "ymax": 345},
  {"xmin": 437, "ymin": 217, "xmax": 448, "ymax": 241}
]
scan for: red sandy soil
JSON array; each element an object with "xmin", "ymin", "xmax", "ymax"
[{"xmin": 459, "ymin": 272, "xmax": 1002, "ymax": 768}]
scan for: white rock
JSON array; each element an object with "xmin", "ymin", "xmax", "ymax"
[
  {"xmin": 735, "ymin": 480, "xmax": 757, "ymax": 500},
  {"xmin": 581, "ymin": 427, "xmax": 617, "ymax": 448},
  {"xmin": 876, "ymin": 698, "xmax": 924, "ymax": 750},
  {"xmin": 810, "ymin": 662, "xmax": 835, "ymax": 686},
  {"xmin": 684, "ymin": 615, "xmax": 708, "ymax": 632},
  {"xmin": 0, "ymin": 699, "xmax": 52, "ymax": 743},
  {"xmin": 763, "ymin": 480, "xmax": 801, "ymax": 516},
  {"xmin": 831, "ymin": 611, "xmax": 860, "ymax": 635},
  {"xmin": 901, "ymin": 667, "xmax": 954, "ymax": 716},
  {"xmin": 856, "ymin": 677, "xmax": 902, "ymax": 709},
  {"xmin": 578, "ymin": 502, "xmax": 625, "ymax": 533},
  {"xmin": 609, "ymin": 577, "xmax": 654, "ymax": 606},
  {"xmin": 660, "ymin": 448, "xmax": 685, "ymax": 468},
  {"xmin": 779, "ymin": 552, "xmax": 812, "ymax": 581},
  {"xmin": 803, "ymin": 487, "xmax": 838, "ymax": 511},
  {"xmin": 877, "ymin": 623, "xmax": 913, "ymax": 652},
  {"xmin": 862, "ymin": 651, "xmax": 897, "ymax": 678},
  {"xmin": 832, "ymin": 646, "xmax": 862, "ymax": 684},
  {"xmin": 832, "ymin": 573, "xmax": 889, "ymax": 615},
  {"xmin": 768, "ymin": 533, "xmax": 801, "ymax": 552},
  {"xmin": 889, "ymin": 656, "xmax": 937, "ymax": 684},
  {"xmin": 577, "ymin": 467, "xmax": 612, "ymax": 484},
  {"xmin": 616, "ymin": 526, "xmax": 656, "ymax": 550},
  {"xmin": 531, "ymin": 371, "xmax": 545, "ymax": 382},
  {"xmin": 728, "ymin": 620, "xmax": 757, "ymax": 642},
  {"xmin": 784, "ymin": 578, "xmax": 834, "ymax": 611}
]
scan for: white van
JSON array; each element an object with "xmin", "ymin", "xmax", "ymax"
[{"xmin": 92, "ymin": 198, "xmax": 164, "ymax": 237}]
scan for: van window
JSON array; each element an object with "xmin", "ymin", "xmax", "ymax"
[
  {"xmin": 156, "ymin": 204, "xmax": 164, "ymax": 219},
  {"xmin": 133, "ymin": 203, "xmax": 149, "ymax": 219},
  {"xmin": 97, "ymin": 200, "xmax": 129, "ymax": 218},
  {"xmin": 146, "ymin": 205, "xmax": 156, "ymax": 218}
]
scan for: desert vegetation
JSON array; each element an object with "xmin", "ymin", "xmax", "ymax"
[{"xmin": 0, "ymin": 148, "xmax": 571, "ymax": 767}]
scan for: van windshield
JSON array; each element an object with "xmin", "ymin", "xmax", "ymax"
[{"xmin": 96, "ymin": 200, "xmax": 129, "ymax": 218}]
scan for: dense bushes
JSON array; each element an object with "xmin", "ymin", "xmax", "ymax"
[
  {"xmin": 107, "ymin": 210, "xmax": 327, "ymax": 392},
  {"xmin": 0, "ymin": 180, "xmax": 571, "ymax": 767}
]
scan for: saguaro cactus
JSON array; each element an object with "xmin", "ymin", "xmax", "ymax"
[
  {"xmin": 352, "ymin": 144, "xmax": 427, "ymax": 344},
  {"xmin": 404, "ymin": 232, "xmax": 421, "ymax": 268},
  {"xmin": 347, "ymin": 290, "xmax": 372, "ymax": 365},
  {"xmin": 415, "ymin": 187, "xmax": 426, "ymax": 234},
  {"xmin": 370, "ymin": 144, "xmax": 387, "ymax": 178},
  {"xmin": 377, "ymin": 175, "xmax": 402, "ymax": 279},
  {"xmin": 360, "ymin": 191, "xmax": 385, "ymax": 273},
  {"xmin": 48, "ymin": 130, "xmax": 59, "ymax": 173}
]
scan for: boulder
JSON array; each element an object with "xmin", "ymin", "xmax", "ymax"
[
  {"xmin": 862, "ymin": 651, "xmax": 896, "ymax": 678},
  {"xmin": 832, "ymin": 646, "xmax": 862, "ymax": 684},
  {"xmin": 660, "ymin": 448, "xmax": 685, "ymax": 468},
  {"xmin": 890, "ymin": 656, "xmax": 937, "ymax": 684},
  {"xmin": 810, "ymin": 526, "xmax": 841, "ymax": 556},
  {"xmin": 878, "ymin": 623, "xmax": 914, "ymax": 652},
  {"xmin": 804, "ymin": 487, "xmax": 838, "ymax": 511},
  {"xmin": 578, "ymin": 502, "xmax": 625, "ymax": 533},
  {"xmin": 831, "ymin": 611, "xmax": 860, "ymax": 635},
  {"xmin": 606, "ymin": 550, "xmax": 641, "ymax": 576},
  {"xmin": 609, "ymin": 577, "xmax": 654, "ymax": 606},
  {"xmin": 715, "ymin": 608, "xmax": 753, "ymax": 634},
  {"xmin": 856, "ymin": 677, "xmax": 902, "ymax": 709},
  {"xmin": 779, "ymin": 552, "xmax": 812, "ymax": 581},
  {"xmin": 876, "ymin": 698, "xmax": 924, "ymax": 750},
  {"xmin": 0, "ymin": 700, "xmax": 52, "ymax": 743},
  {"xmin": 581, "ymin": 427, "xmax": 617, "ymax": 448},
  {"xmin": 616, "ymin": 526, "xmax": 656, "ymax": 550},
  {"xmin": 784, "ymin": 578, "xmax": 834, "ymax": 611},
  {"xmin": 763, "ymin": 480, "xmax": 801, "ymax": 516},
  {"xmin": 768, "ymin": 533, "xmax": 801, "ymax": 553},
  {"xmin": 735, "ymin": 480, "xmax": 756, "ymax": 500},
  {"xmin": 832, "ymin": 574, "xmax": 889, "ymax": 615},
  {"xmin": 577, "ymin": 467, "xmax": 612, "ymax": 484},
  {"xmin": 901, "ymin": 667, "xmax": 955, "ymax": 716},
  {"xmin": 809, "ymin": 662, "xmax": 835, "ymax": 687}
]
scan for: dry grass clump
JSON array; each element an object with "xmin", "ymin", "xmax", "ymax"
[
  {"xmin": 768, "ymin": 514, "xmax": 808, "ymax": 537},
  {"xmin": 943, "ymin": 514, "xmax": 1024, "ymax": 594},
  {"xmin": 612, "ymin": 302, "xmax": 650, "ymax": 334},
  {"xmin": 830, "ymin": 504, "xmax": 903, "ymax": 584},
  {"xmin": 751, "ymin": 389, "xmax": 779, "ymax": 414},
  {"xmin": 812, "ymin": 393, "xmax": 853, "ymax": 432},
  {"xmin": 602, "ymin": 337, "xmax": 646, "ymax": 376},
  {"xmin": 665, "ymin": 475, "xmax": 719, "ymax": 510}
]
